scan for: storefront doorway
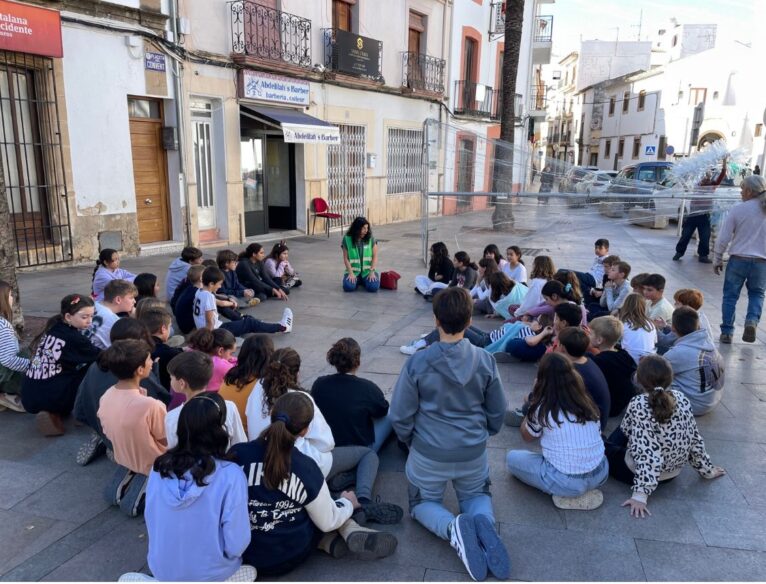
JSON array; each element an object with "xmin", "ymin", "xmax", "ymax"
[{"xmin": 240, "ymin": 133, "xmax": 296, "ymax": 237}]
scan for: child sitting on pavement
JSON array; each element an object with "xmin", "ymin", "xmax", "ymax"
[
  {"xmin": 605, "ymin": 354, "xmax": 725, "ymax": 518},
  {"xmin": 599, "ymin": 261, "xmax": 632, "ymax": 315},
  {"xmin": 390, "ymin": 287, "xmax": 509, "ymax": 582},
  {"xmin": 617, "ymin": 293, "xmax": 658, "ymax": 364},
  {"xmin": 588, "ymin": 316, "xmax": 637, "ymax": 417},
  {"xmin": 164, "ymin": 350, "xmax": 246, "ymax": 448},
  {"xmin": 74, "ymin": 319, "xmax": 170, "ymax": 467},
  {"xmin": 656, "ymin": 288, "xmax": 713, "ymax": 353},
  {"xmin": 642, "ymin": 274, "xmax": 675, "ymax": 326},
  {"xmin": 85, "ymin": 279, "xmax": 138, "ymax": 350},
  {"xmin": 166, "ymin": 246, "xmax": 203, "ymax": 303},
  {"xmin": 506, "ymin": 352, "xmax": 609, "ymax": 511},
  {"xmin": 187, "ymin": 328, "xmax": 238, "ymax": 392},
  {"xmin": 663, "ymin": 307, "xmax": 725, "ymax": 416},
  {"xmin": 98, "ymin": 339, "xmax": 167, "ymax": 517}
]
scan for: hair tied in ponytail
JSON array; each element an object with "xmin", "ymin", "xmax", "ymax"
[
  {"xmin": 653, "ymin": 386, "xmax": 666, "ymax": 393},
  {"xmin": 274, "ymin": 412, "xmax": 290, "ymax": 425}
]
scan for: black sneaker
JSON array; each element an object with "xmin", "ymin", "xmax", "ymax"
[
  {"xmin": 743, "ymin": 324, "xmax": 757, "ymax": 343},
  {"xmin": 345, "ymin": 528, "xmax": 398, "ymax": 560},
  {"xmin": 673, "ymin": 254, "xmax": 682, "ymax": 261},
  {"xmin": 361, "ymin": 499, "xmax": 404, "ymax": 525},
  {"xmin": 327, "ymin": 471, "xmax": 356, "ymax": 492},
  {"xmin": 119, "ymin": 473, "xmax": 148, "ymax": 517},
  {"xmin": 699, "ymin": 256, "xmax": 713, "ymax": 264},
  {"xmin": 104, "ymin": 467, "xmax": 135, "ymax": 506}
]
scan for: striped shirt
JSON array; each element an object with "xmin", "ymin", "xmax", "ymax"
[
  {"xmin": 526, "ymin": 409, "xmax": 605, "ymax": 475},
  {"xmin": 0, "ymin": 317, "xmax": 29, "ymax": 372}
]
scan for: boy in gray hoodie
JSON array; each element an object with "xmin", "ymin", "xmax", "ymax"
[
  {"xmin": 664, "ymin": 307, "xmax": 725, "ymax": 415},
  {"xmin": 390, "ymin": 287, "xmax": 508, "ymax": 582}
]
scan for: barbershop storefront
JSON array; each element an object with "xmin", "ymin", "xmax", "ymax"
[{"xmin": 238, "ymin": 70, "xmax": 339, "ymax": 237}]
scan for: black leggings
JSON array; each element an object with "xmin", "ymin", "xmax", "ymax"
[{"xmin": 605, "ymin": 427, "xmax": 678, "ymax": 487}]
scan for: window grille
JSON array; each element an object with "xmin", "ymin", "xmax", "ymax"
[
  {"xmin": 327, "ymin": 124, "xmax": 366, "ymax": 222},
  {"xmin": 0, "ymin": 51, "xmax": 72, "ymax": 267},
  {"xmin": 386, "ymin": 128, "xmax": 423, "ymax": 194}
]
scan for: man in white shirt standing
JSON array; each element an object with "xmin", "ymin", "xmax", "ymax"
[{"xmin": 713, "ymin": 175, "xmax": 766, "ymax": 344}]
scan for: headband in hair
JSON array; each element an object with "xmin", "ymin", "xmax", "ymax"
[
  {"xmin": 564, "ymin": 283, "xmax": 572, "ymax": 293},
  {"xmin": 274, "ymin": 412, "xmax": 290, "ymax": 425},
  {"xmin": 192, "ymin": 394, "xmax": 222, "ymax": 413},
  {"xmin": 70, "ymin": 296, "xmax": 81, "ymax": 305}
]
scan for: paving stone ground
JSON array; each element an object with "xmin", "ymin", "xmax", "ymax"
[{"xmin": 4, "ymin": 202, "xmax": 766, "ymax": 581}]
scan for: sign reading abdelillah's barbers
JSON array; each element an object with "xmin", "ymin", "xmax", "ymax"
[{"xmin": 0, "ymin": 0, "xmax": 62, "ymax": 58}]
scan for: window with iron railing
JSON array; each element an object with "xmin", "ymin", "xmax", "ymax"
[
  {"xmin": 387, "ymin": 128, "xmax": 423, "ymax": 194},
  {"xmin": 402, "ymin": 52, "xmax": 445, "ymax": 94}
]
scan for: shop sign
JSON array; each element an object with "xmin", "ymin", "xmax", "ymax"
[
  {"xmin": 145, "ymin": 52, "xmax": 166, "ymax": 72},
  {"xmin": 333, "ymin": 29, "xmax": 381, "ymax": 77},
  {"xmin": 0, "ymin": 0, "xmax": 62, "ymax": 58},
  {"xmin": 282, "ymin": 123, "xmax": 340, "ymax": 145},
  {"xmin": 242, "ymin": 70, "xmax": 310, "ymax": 106}
]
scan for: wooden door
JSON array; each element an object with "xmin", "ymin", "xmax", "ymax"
[{"xmin": 128, "ymin": 98, "xmax": 170, "ymax": 243}]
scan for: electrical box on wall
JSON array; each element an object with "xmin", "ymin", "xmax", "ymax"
[
  {"xmin": 366, "ymin": 153, "xmax": 377, "ymax": 169},
  {"xmin": 162, "ymin": 127, "xmax": 178, "ymax": 150}
]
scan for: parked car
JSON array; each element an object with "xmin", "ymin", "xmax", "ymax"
[
  {"xmin": 604, "ymin": 162, "xmax": 675, "ymax": 205},
  {"xmin": 568, "ymin": 170, "xmax": 618, "ymax": 207},
  {"xmin": 558, "ymin": 165, "xmax": 600, "ymax": 194}
]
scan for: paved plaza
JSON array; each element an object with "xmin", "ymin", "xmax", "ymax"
[{"xmin": 2, "ymin": 204, "xmax": 766, "ymax": 581}]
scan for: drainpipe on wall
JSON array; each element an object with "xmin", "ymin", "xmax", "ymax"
[{"xmin": 170, "ymin": 0, "xmax": 192, "ymax": 245}]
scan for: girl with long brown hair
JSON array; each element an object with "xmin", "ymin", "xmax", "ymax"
[
  {"xmin": 244, "ymin": 348, "xmax": 334, "ymax": 476},
  {"xmin": 618, "ymin": 293, "xmax": 658, "ymax": 364},
  {"xmin": 506, "ymin": 352, "xmax": 608, "ymax": 510},
  {"xmin": 0, "ymin": 281, "xmax": 29, "ymax": 411},
  {"xmin": 605, "ymin": 354, "xmax": 725, "ymax": 518},
  {"xmin": 514, "ymin": 255, "xmax": 556, "ymax": 318}
]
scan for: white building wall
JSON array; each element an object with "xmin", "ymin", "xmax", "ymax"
[
  {"xmin": 61, "ymin": 24, "xmax": 174, "ymax": 216},
  {"xmin": 577, "ymin": 41, "xmax": 651, "ymax": 91}
]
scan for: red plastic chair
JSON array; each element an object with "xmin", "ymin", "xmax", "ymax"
[{"xmin": 310, "ymin": 197, "xmax": 343, "ymax": 238}]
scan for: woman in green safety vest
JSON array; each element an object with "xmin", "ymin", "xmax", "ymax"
[{"xmin": 342, "ymin": 217, "xmax": 380, "ymax": 292}]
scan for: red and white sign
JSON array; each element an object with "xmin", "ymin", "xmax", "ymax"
[{"xmin": 0, "ymin": 0, "xmax": 62, "ymax": 58}]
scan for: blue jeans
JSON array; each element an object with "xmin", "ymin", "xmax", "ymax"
[
  {"xmin": 371, "ymin": 415, "xmax": 392, "ymax": 453},
  {"xmin": 406, "ymin": 448, "xmax": 494, "ymax": 541},
  {"xmin": 343, "ymin": 273, "xmax": 380, "ymax": 293},
  {"xmin": 506, "ymin": 450, "xmax": 608, "ymax": 497},
  {"xmin": 721, "ymin": 257, "xmax": 766, "ymax": 335}
]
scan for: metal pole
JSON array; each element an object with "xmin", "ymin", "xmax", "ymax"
[
  {"xmin": 677, "ymin": 198, "xmax": 686, "ymax": 236},
  {"xmin": 171, "ymin": 0, "xmax": 192, "ymax": 246}
]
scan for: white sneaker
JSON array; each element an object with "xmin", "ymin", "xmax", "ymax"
[
  {"xmin": 399, "ymin": 339, "xmax": 426, "ymax": 355},
  {"xmin": 280, "ymin": 308, "xmax": 293, "ymax": 333}
]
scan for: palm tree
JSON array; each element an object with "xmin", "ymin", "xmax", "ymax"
[{"xmin": 491, "ymin": 0, "xmax": 524, "ymax": 231}]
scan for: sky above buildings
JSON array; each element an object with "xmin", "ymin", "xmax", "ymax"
[{"xmin": 547, "ymin": 0, "xmax": 755, "ymax": 58}]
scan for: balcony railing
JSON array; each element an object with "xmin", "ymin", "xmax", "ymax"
[
  {"xmin": 534, "ymin": 15, "xmax": 553, "ymax": 43},
  {"xmin": 454, "ymin": 81, "xmax": 499, "ymax": 119},
  {"xmin": 229, "ymin": 0, "xmax": 311, "ymax": 68},
  {"xmin": 496, "ymin": 90, "xmax": 524, "ymax": 121},
  {"xmin": 402, "ymin": 52, "xmax": 446, "ymax": 94}
]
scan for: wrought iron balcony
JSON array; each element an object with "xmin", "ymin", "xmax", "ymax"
[
  {"xmin": 454, "ymin": 81, "xmax": 499, "ymax": 119},
  {"xmin": 229, "ymin": 1, "xmax": 311, "ymax": 68},
  {"xmin": 494, "ymin": 90, "xmax": 524, "ymax": 121},
  {"xmin": 534, "ymin": 15, "xmax": 553, "ymax": 43},
  {"xmin": 402, "ymin": 52, "xmax": 446, "ymax": 94}
]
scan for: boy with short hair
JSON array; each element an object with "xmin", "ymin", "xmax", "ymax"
[
  {"xmin": 216, "ymin": 250, "xmax": 255, "ymax": 300},
  {"xmin": 98, "ymin": 339, "xmax": 167, "ymax": 516},
  {"xmin": 588, "ymin": 316, "xmax": 637, "ymax": 416},
  {"xmin": 642, "ymin": 274, "xmax": 675, "ymax": 325},
  {"xmin": 556, "ymin": 327, "xmax": 611, "ymax": 431},
  {"xmin": 658, "ymin": 288, "xmax": 714, "ymax": 353},
  {"xmin": 174, "ymin": 265, "xmax": 206, "ymax": 335},
  {"xmin": 138, "ymin": 308, "xmax": 182, "ymax": 393},
  {"xmin": 664, "ymin": 307, "xmax": 725, "ymax": 415},
  {"xmin": 85, "ymin": 279, "xmax": 138, "ymax": 349},
  {"xmin": 194, "ymin": 266, "xmax": 293, "ymax": 336},
  {"xmin": 600, "ymin": 261, "xmax": 631, "ymax": 314},
  {"xmin": 166, "ymin": 246, "xmax": 203, "ymax": 302},
  {"xmin": 630, "ymin": 273, "xmax": 650, "ymax": 296},
  {"xmin": 164, "ymin": 351, "xmax": 246, "ymax": 447},
  {"xmin": 575, "ymin": 239, "xmax": 610, "ymax": 300},
  {"xmin": 390, "ymin": 287, "xmax": 509, "ymax": 581}
]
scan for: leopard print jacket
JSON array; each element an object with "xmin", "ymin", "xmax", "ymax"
[{"xmin": 621, "ymin": 390, "xmax": 716, "ymax": 499}]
